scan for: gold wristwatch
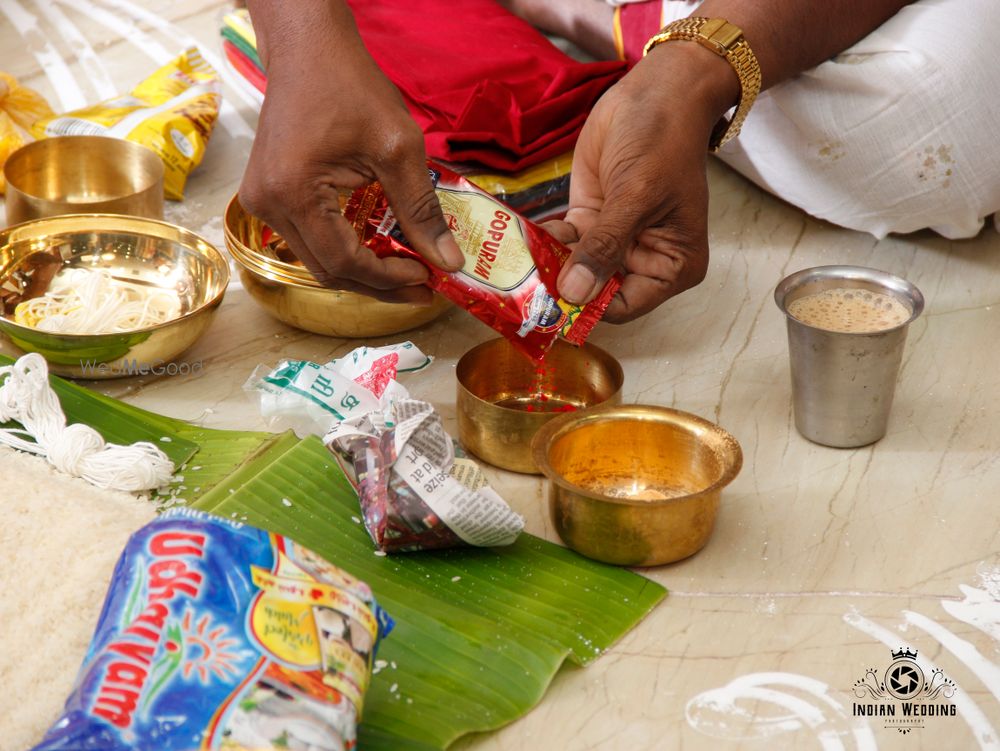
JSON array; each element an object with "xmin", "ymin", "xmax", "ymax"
[{"xmin": 642, "ymin": 17, "xmax": 761, "ymax": 152}]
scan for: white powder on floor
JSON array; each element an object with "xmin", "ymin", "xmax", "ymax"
[{"xmin": 0, "ymin": 446, "xmax": 157, "ymax": 750}]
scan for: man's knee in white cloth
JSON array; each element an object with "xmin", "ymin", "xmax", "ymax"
[{"xmin": 715, "ymin": 0, "xmax": 1000, "ymax": 239}]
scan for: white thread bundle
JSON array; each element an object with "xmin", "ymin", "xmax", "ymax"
[
  {"xmin": 0, "ymin": 354, "xmax": 175, "ymax": 491},
  {"xmin": 14, "ymin": 268, "xmax": 182, "ymax": 334}
]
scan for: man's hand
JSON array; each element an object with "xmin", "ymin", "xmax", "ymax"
[
  {"xmin": 551, "ymin": 0, "xmax": 912, "ymax": 322},
  {"xmin": 240, "ymin": 0, "xmax": 463, "ymax": 305},
  {"xmin": 553, "ymin": 42, "xmax": 738, "ymax": 322}
]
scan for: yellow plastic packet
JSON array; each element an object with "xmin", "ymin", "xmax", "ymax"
[
  {"xmin": 0, "ymin": 73, "xmax": 56, "ymax": 192},
  {"xmin": 30, "ymin": 48, "xmax": 221, "ymax": 199}
]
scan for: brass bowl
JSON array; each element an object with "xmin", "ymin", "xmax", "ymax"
[
  {"xmin": 223, "ymin": 194, "xmax": 451, "ymax": 337},
  {"xmin": 532, "ymin": 405, "xmax": 743, "ymax": 566},
  {"xmin": 0, "ymin": 214, "xmax": 229, "ymax": 379},
  {"xmin": 457, "ymin": 337, "xmax": 624, "ymax": 474},
  {"xmin": 4, "ymin": 136, "xmax": 164, "ymax": 225}
]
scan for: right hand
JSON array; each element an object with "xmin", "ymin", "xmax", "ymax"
[
  {"xmin": 547, "ymin": 42, "xmax": 739, "ymax": 322},
  {"xmin": 239, "ymin": 18, "xmax": 463, "ymax": 305}
]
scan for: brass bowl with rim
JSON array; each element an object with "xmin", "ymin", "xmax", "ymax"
[
  {"xmin": 0, "ymin": 214, "xmax": 229, "ymax": 379},
  {"xmin": 4, "ymin": 136, "xmax": 165, "ymax": 226},
  {"xmin": 457, "ymin": 337, "xmax": 624, "ymax": 474},
  {"xmin": 223, "ymin": 194, "xmax": 451, "ymax": 337},
  {"xmin": 532, "ymin": 404, "xmax": 743, "ymax": 566}
]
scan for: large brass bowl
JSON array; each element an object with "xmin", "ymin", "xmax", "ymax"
[
  {"xmin": 457, "ymin": 337, "xmax": 624, "ymax": 474},
  {"xmin": 532, "ymin": 405, "xmax": 743, "ymax": 566},
  {"xmin": 224, "ymin": 194, "xmax": 451, "ymax": 337},
  {"xmin": 4, "ymin": 136, "xmax": 164, "ymax": 225},
  {"xmin": 0, "ymin": 214, "xmax": 229, "ymax": 379}
]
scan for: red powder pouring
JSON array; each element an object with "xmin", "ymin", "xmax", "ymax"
[{"xmin": 345, "ymin": 163, "xmax": 620, "ymax": 361}]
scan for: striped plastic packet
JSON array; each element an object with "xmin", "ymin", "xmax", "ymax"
[
  {"xmin": 31, "ymin": 508, "xmax": 392, "ymax": 751},
  {"xmin": 30, "ymin": 48, "xmax": 221, "ymax": 200}
]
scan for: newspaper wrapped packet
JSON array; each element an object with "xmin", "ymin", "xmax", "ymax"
[
  {"xmin": 326, "ymin": 399, "xmax": 523, "ymax": 553},
  {"xmin": 32, "ymin": 509, "xmax": 392, "ymax": 751},
  {"xmin": 247, "ymin": 343, "xmax": 524, "ymax": 553}
]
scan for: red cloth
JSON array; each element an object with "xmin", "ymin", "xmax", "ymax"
[
  {"xmin": 619, "ymin": 3, "xmax": 664, "ymax": 66},
  {"xmin": 347, "ymin": 0, "xmax": 626, "ymax": 171}
]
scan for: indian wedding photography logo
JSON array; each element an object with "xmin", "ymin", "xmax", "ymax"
[{"xmin": 852, "ymin": 647, "xmax": 958, "ymax": 734}]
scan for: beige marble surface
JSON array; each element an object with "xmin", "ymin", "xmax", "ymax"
[{"xmin": 4, "ymin": 2, "xmax": 1000, "ymax": 749}]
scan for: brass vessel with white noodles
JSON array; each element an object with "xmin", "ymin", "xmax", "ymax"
[{"xmin": 0, "ymin": 214, "xmax": 228, "ymax": 379}]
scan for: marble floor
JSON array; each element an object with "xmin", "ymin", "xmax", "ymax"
[{"xmin": 3, "ymin": 2, "xmax": 999, "ymax": 749}]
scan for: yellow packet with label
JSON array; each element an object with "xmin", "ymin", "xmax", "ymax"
[
  {"xmin": 0, "ymin": 73, "xmax": 56, "ymax": 192},
  {"xmin": 30, "ymin": 48, "xmax": 220, "ymax": 199}
]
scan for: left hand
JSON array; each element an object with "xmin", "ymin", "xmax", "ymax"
[{"xmin": 550, "ymin": 42, "xmax": 738, "ymax": 323}]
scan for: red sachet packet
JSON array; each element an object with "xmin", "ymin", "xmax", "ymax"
[{"xmin": 344, "ymin": 163, "xmax": 620, "ymax": 361}]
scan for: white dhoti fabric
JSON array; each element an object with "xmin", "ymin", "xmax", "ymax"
[{"xmin": 609, "ymin": 0, "xmax": 1000, "ymax": 238}]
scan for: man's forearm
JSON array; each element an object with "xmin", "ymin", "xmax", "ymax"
[
  {"xmin": 246, "ymin": 0, "xmax": 365, "ymax": 76},
  {"xmin": 695, "ymin": 0, "xmax": 913, "ymax": 90}
]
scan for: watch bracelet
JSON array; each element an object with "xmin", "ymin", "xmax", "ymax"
[{"xmin": 642, "ymin": 17, "xmax": 761, "ymax": 152}]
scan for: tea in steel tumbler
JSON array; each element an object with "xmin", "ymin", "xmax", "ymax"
[{"xmin": 774, "ymin": 266, "xmax": 924, "ymax": 448}]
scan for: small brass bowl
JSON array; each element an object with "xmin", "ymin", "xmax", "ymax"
[
  {"xmin": 223, "ymin": 194, "xmax": 451, "ymax": 337},
  {"xmin": 4, "ymin": 136, "xmax": 164, "ymax": 225},
  {"xmin": 532, "ymin": 405, "xmax": 743, "ymax": 566},
  {"xmin": 0, "ymin": 214, "xmax": 229, "ymax": 379},
  {"xmin": 457, "ymin": 337, "xmax": 624, "ymax": 474}
]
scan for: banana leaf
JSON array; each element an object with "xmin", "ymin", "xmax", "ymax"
[
  {"xmin": 190, "ymin": 436, "xmax": 664, "ymax": 749},
  {"xmin": 0, "ymin": 354, "xmax": 666, "ymax": 748}
]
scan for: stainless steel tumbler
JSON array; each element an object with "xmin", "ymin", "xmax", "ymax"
[{"xmin": 774, "ymin": 266, "xmax": 924, "ymax": 448}]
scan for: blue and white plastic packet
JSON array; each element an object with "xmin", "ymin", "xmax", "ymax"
[{"xmin": 32, "ymin": 508, "xmax": 392, "ymax": 751}]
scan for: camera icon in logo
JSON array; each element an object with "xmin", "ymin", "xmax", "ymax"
[{"xmin": 885, "ymin": 648, "xmax": 924, "ymax": 700}]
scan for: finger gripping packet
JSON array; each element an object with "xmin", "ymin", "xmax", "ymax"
[
  {"xmin": 32, "ymin": 508, "xmax": 392, "ymax": 751},
  {"xmin": 344, "ymin": 163, "xmax": 621, "ymax": 361}
]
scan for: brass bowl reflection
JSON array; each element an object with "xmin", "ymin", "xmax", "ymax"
[
  {"xmin": 532, "ymin": 405, "xmax": 743, "ymax": 566},
  {"xmin": 0, "ymin": 214, "xmax": 229, "ymax": 379},
  {"xmin": 4, "ymin": 136, "xmax": 164, "ymax": 225},
  {"xmin": 224, "ymin": 194, "xmax": 451, "ymax": 337},
  {"xmin": 457, "ymin": 337, "xmax": 624, "ymax": 474}
]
